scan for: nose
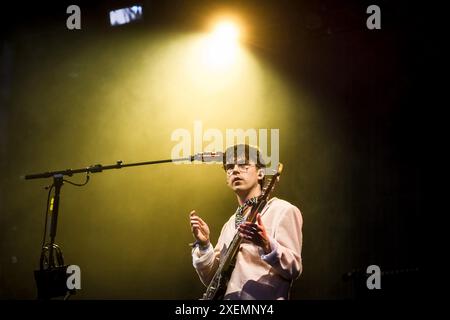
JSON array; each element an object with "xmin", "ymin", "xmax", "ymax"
[
  {"xmin": 231, "ymin": 164, "xmax": 239, "ymax": 172},
  {"xmin": 227, "ymin": 164, "xmax": 240, "ymax": 176}
]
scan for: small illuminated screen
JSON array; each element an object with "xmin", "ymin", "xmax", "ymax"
[{"xmin": 109, "ymin": 5, "xmax": 143, "ymax": 26}]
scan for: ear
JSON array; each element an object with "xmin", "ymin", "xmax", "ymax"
[{"xmin": 257, "ymin": 168, "xmax": 265, "ymax": 180}]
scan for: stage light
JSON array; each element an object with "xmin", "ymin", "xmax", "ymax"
[
  {"xmin": 202, "ymin": 19, "xmax": 242, "ymax": 69},
  {"xmin": 211, "ymin": 21, "xmax": 240, "ymax": 43},
  {"xmin": 109, "ymin": 5, "xmax": 143, "ymax": 26}
]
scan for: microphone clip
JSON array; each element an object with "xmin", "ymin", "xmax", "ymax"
[{"xmin": 192, "ymin": 152, "xmax": 224, "ymax": 163}]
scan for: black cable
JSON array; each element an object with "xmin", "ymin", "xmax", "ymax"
[
  {"xmin": 41, "ymin": 184, "xmax": 54, "ymax": 250},
  {"xmin": 63, "ymin": 173, "xmax": 90, "ymax": 187}
]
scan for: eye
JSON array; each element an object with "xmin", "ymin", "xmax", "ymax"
[{"xmin": 225, "ymin": 164, "xmax": 235, "ymax": 171}]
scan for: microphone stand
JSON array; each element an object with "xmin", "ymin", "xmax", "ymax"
[{"xmin": 24, "ymin": 152, "xmax": 223, "ymax": 299}]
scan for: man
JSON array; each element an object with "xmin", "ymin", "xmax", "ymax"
[{"xmin": 189, "ymin": 144, "xmax": 303, "ymax": 300}]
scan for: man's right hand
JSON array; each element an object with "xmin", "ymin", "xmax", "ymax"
[{"xmin": 190, "ymin": 210, "xmax": 210, "ymax": 247}]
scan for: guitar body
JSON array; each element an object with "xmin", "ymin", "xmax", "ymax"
[{"xmin": 202, "ymin": 270, "xmax": 228, "ymax": 300}]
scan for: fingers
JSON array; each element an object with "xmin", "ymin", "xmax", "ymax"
[
  {"xmin": 190, "ymin": 219, "xmax": 204, "ymax": 229},
  {"xmin": 239, "ymin": 229, "xmax": 261, "ymax": 243},
  {"xmin": 239, "ymin": 224, "xmax": 258, "ymax": 232},
  {"xmin": 190, "ymin": 211, "xmax": 200, "ymax": 229},
  {"xmin": 190, "ymin": 217, "xmax": 206, "ymax": 228},
  {"xmin": 239, "ymin": 232, "xmax": 252, "ymax": 240},
  {"xmin": 240, "ymin": 222, "xmax": 261, "ymax": 233},
  {"xmin": 238, "ymin": 224, "xmax": 259, "ymax": 239},
  {"xmin": 238, "ymin": 225, "xmax": 254, "ymax": 240},
  {"xmin": 189, "ymin": 210, "xmax": 207, "ymax": 225},
  {"xmin": 190, "ymin": 210, "xmax": 202, "ymax": 222}
]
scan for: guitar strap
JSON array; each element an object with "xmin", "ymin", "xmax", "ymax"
[{"xmin": 234, "ymin": 197, "xmax": 259, "ymax": 228}]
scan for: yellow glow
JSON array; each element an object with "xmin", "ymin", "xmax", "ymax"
[
  {"xmin": 202, "ymin": 20, "xmax": 241, "ymax": 69},
  {"xmin": 211, "ymin": 21, "xmax": 240, "ymax": 43},
  {"xmin": 189, "ymin": 35, "xmax": 248, "ymax": 91}
]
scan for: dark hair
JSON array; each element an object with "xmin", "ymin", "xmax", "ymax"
[
  {"xmin": 223, "ymin": 144, "xmax": 266, "ymax": 168},
  {"xmin": 223, "ymin": 144, "xmax": 266, "ymax": 187}
]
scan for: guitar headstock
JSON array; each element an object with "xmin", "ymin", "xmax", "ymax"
[
  {"xmin": 275, "ymin": 163, "xmax": 283, "ymax": 177},
  {"xmin": 260, "ymin": 162, "xmax": 283, "ymax": 197},
  {"xmin": 264, "ymin": 162, "xmax": 283, "ymax": 177}
]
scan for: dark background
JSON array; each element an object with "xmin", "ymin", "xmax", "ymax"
[{"xmin": 0, "ymin": 0, "xmax": 423, "ymax": 299}]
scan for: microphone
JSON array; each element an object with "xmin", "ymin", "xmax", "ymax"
[{"xmin": 192, "ymin": 151, "xmax": 224, "ymax": 163}]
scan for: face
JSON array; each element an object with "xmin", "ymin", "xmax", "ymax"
[{"xmin": 225, "ymin": 159, "xmax": 264, "ymax": 193}]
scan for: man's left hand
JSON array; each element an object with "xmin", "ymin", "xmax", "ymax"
[{"xmin": 238, "ymin": 214, "xmax": 272, "ymax": 254}]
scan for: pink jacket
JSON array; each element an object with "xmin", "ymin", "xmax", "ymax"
[{"xmin": 192, "ymin": 197, "xmax": 303, "ymax": 300}]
